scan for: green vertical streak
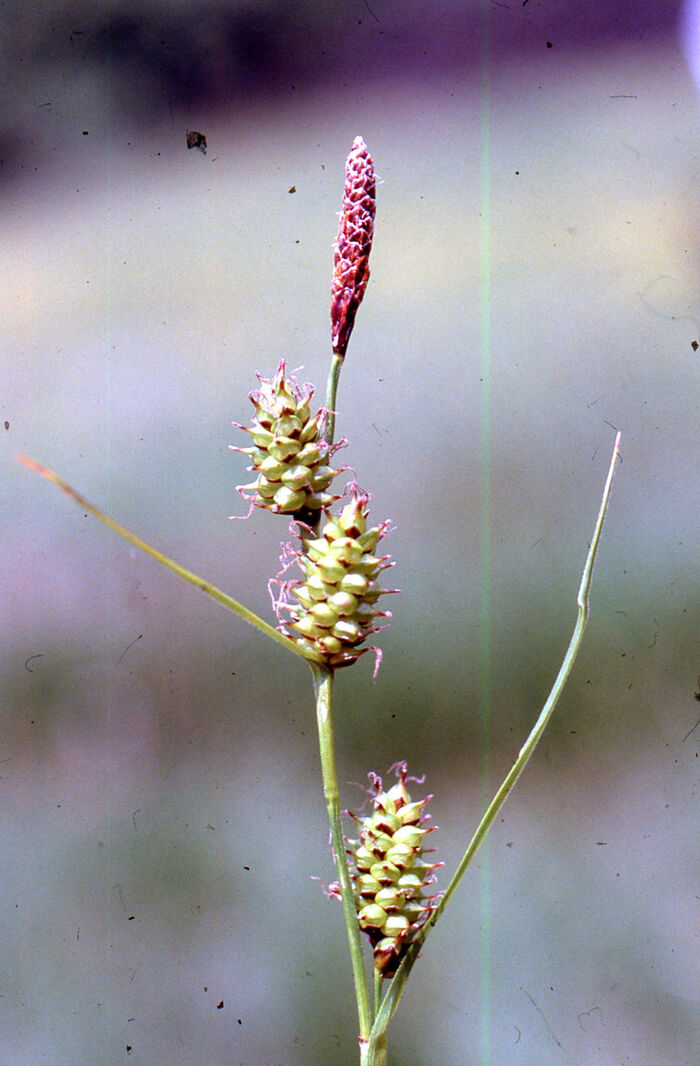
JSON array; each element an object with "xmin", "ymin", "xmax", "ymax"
[
  {"xmin": 478, "ymin": 3, "xmax": 492, "ymax": 1064},
  {"xmin": 104, "ymin": 115, "xmax": 115, "ymax": 1047}
]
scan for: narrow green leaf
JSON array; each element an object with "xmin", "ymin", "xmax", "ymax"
[{"xmin": 17, "ymin": 454, "xmax": 314, "ymax": 664}]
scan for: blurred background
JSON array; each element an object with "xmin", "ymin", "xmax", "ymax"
[{"xmin": 1, "ymin": 2, "xmax": 698, "ymax": 1064}]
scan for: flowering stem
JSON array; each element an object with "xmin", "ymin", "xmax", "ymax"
[
  {"xmin": 324, "ymin": 351, "xmax": 344, "ymax": 447},
  {"xmin": 312, "ymin": 665, "xmax": 372, "ymax": 1042},
  {"xmin": 373, "ymin": 968, "xmax": 384, "ymax": 1017},
  {"xmin": 16, "ymin": 455, "xmax": 315, "ymax": 665},
  {"xmin": 369, "ymin": 431, "xmax": 622, "ymax": 1043}
]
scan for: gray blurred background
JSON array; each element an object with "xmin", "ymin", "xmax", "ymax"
[{"xmin": 1, "ymin": 2, "xmax": 698, "ymax": 1064}]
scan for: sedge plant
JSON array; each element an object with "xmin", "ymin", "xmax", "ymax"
[{"xmin": 19, "ymin": 136, "xmax": 621, "ymax": 1066}]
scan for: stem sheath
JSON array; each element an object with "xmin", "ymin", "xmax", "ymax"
[{"xmin": 360, "ymin": 1033, "xmax": 387, "ymax": 1066}]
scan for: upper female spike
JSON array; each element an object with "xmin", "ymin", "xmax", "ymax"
[
  {"xmin": 330, "ymin": 136, "xmax": 376, "ymax": 357},
  {"xmin": 232, "ymin": 361, "xmax": 341, "ymax": 518}
]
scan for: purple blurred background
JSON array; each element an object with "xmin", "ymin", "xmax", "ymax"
[{"xmin": 1, "ymin": 2, "xmax": 698, "ymax": 1064}]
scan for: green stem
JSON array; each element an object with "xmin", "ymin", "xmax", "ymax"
[
  {"xmin": 312, "ymin": 665, "xmax": 372, "ymax": 1043},
  {"xmin": 373, "ymin": 968, "xmax": 383, "ymax": 1020},
  {"xmin": 370, "ymin": 431, "xmax": 622, "ymax": 1042},
  {"xmin": 17, "ymin": 455, "xmax": 315, "ymax": 665},
  {"xmin": 324, "ymin": 352, "xmax": 344, "ymax": 446}
]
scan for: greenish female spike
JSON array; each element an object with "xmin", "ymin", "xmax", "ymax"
[
  {"xmin": 275, "ymin": 486, "xmax": 397, "ymax": 670},
  {"xmin": 346, "ymin": 763, "xmax": 441, "ymax": 977},
  {"xmin": 232, "ymin": 361, "xmax": 342, "ymax": 518}
]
